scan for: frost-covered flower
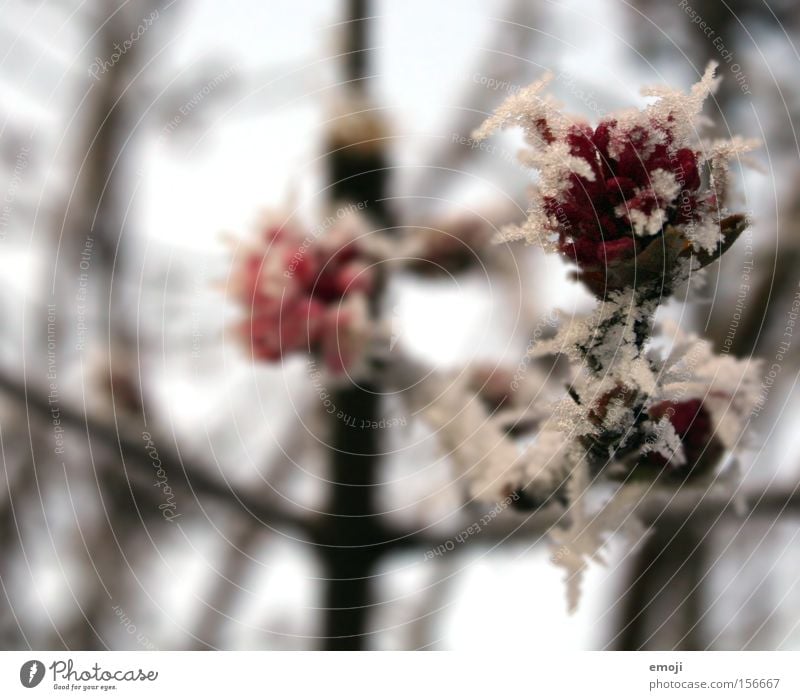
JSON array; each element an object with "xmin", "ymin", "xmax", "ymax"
[
  {"xmin": 431, "ymin": 67, "xmax": 765, "ymax": 610},
  {"xmin": 230, "ymin": 215, "xmax": 374, "ymax": 373},
  {"xmin": 474, "ymin": 64, "xmax": 757, "ymax": 296}
]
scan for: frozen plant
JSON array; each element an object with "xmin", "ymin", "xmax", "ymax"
[
  {"xmin": 230, "ymin": 65, "xmax": 761, "ymax": 612},
  {"xmin": 463, "ymin": 63, "xmax": 761, "ymax": 608},
  {"xmin": 473, "ymin": 63, "xmax": 757, "ymax": 292},
  {"xmin": 228, "ymin": 212, "xmax": 375, "ymax": 374}
]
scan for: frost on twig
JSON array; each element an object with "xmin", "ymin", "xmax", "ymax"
[
  {"xmin": 231, "ymin": 66, "xmax": 761, "ymax": 614},
  {"xmin": 439, "ymin": 65, "xmax": 761, "ymax": 610}
]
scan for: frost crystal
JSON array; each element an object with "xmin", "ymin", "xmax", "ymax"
[
  {"xmin": 447, "ymin": 66, "xmax": 762, "ymax": 611},
  {"xmin": 234, "ymin": 66, "xmax": 761, "ymax": 615},
  {"xmin": 474, "ymin": 63, "xmax": 757, "ymax": 284}
]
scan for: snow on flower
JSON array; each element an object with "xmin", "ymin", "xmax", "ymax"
[
  {"xmin": 428, "ymin": 66, "xmax": 765, "ymax": 610},
  {"xmin": 474, "ymin": 63, "xmax": 758, "ymax": 296},
  {"xmin": 231, "ymin": 67, "xmax": 761, "ymax": 614},
  {"xmin": 229, "ymin": 212, "xmax": 375, "ymax": 373}
]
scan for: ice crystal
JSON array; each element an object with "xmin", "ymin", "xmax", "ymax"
[
  {"xmin": 234, "ymin": 65, "xmax": 761, "ymax": 615},
  {"xmin": 449, "ymin": 66, "xmax": 762, "ymax": 610},
  {"xmin": 474, "ymin": 63, "xmax": 757, "ymax": 286}
]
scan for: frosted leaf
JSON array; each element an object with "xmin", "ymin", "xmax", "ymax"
[
  {"xmin": 686, "ymin": 218, "xmax": 722, "ymax": 254},
  {"xmin": 646, "ymin": 322, "xmax": 763, "ymax": 453}
]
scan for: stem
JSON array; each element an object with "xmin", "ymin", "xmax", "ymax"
[
  {"xmin": 318, "ymin": 383, "xmax": 384, "ymax": 650},
  {"xmin": 316, "ymin": 0, "xmax": 391, "ymax": 650}
]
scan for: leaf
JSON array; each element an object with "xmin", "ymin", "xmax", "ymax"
[
  {"xmin": 692, "ymin": 213, "xmax": 749, "ymax": 268},
  {"xmin": 573, "ymin": 214, "xmax": 749, "ymax": 298}
]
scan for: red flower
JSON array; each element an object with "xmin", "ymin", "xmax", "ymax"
[
  {"xmin": 542, "ymin": 121, "xmax": 704, "ymax": 269},
  {"xmin": 474, "ymin": 65, "xmax": 755, "ymax": 296},
  {"xmin": 232, "ymin": 221, "xmax": 374, "ymax": 372}
]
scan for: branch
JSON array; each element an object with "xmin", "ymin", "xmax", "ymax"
[{"xmin": 0, "ymin": 371, "xmax": 312, "ymax": 534}]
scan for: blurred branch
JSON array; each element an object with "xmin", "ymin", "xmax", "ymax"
[
  {"xmin": 313, "ymin": 0, "xmax": 392, "ymax": 651},
  {"xmin": 0, "ymin": 371, "xmax": 311, "ymax": 534},
  {"xmin": 609, "ymin": 522, "xmax": 709, "ymax": 650},
  {"xmin": 0, "ymin": 450, "xmax": 37, "ymax": 648},
  {"xmin": 192, "ymin": 524, "xmax": 264, "ymax": 650},
  {"xmin": 2, "ymin": 364, "xmax": 798, "ymax": 544}
]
